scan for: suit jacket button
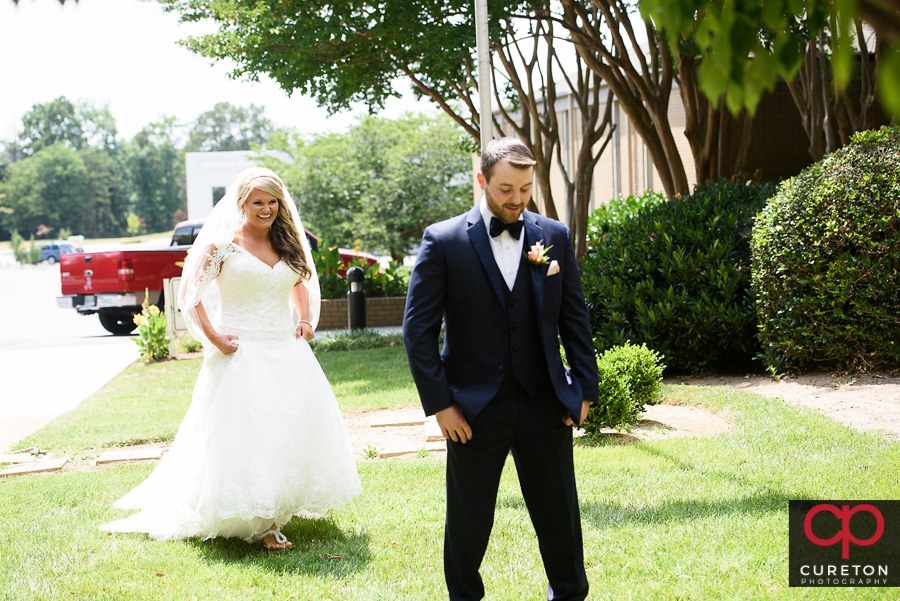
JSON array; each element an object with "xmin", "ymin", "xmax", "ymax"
[{"xmin": 498, "ymin": 365, "xmax": 504, "ymax": 371}]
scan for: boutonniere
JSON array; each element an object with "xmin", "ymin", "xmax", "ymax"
[{"xmin": 526, "ymin": 240, "xmax": 553, "ymax": 265}]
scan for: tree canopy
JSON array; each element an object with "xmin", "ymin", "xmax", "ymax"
[
  {"xmin": 159, "ymin": 0, "xmax": 620, "ymax": 258},
  {"xmin": 186, "ymin": 102, "xmax": 274, "ymax": 152},
  {"xmin": 640, "ymin": 0, "xmax": 900, "ymax": 117},
  {"xmin": 262, "ymin": 113, "xmax": 473, "ymax": 261}
]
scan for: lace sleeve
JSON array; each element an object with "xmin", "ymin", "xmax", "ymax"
[{"xmin": 178, "ymin": 232, "xmax": 237, "ymax": 346}]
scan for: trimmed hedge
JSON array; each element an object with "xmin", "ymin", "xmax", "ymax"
[
  {"xmin": 751, "ymin": 126, "xmax": 900, "ymax": 372},
  {"xmin": 582, "ymin": 180, "xmax": 778, "ymax": 372}
]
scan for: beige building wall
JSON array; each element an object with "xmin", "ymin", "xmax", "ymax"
[
  {"xmin": 478, "ymin": 79, "xmax": 816, "ymax": 224},
  {"xmin": 504, "ymin": 85, "xmax": 701, "ymax": 226}
]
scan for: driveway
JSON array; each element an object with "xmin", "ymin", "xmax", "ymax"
[{"xmin": 0, "ymin": 257, "xmax": 139, "ymax": 452}]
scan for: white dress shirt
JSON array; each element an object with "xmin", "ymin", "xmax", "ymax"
[{"xmin": 480, "ymin": 197, "xmax": 525, "ymax": 290}]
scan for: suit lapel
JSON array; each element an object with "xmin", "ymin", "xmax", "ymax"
[
  {"xmin": 523, "ymin": 214, "xmax": 546, "ymax": 327},
  {"xmin": 466, "ymin": 206, "xmax": 507, "ymax": 306}
]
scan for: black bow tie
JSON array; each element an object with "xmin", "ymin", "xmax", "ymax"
[{"xmin": 489, "ymin": 217, "xmax": 524, "ymax": 240}]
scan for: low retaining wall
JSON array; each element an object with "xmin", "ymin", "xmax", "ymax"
[{"xmin": 318, "ymin": 296, "xmax": 406, "ymax": 330}]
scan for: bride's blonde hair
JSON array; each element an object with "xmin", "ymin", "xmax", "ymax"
[{"xmin": 236, "ymin": 170, "xmax": 313, "ymax": 281}]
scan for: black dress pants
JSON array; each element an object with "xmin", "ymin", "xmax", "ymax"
[{"xmin": 443, "ymin": 383, "xmax": 589, "ymax": 601}]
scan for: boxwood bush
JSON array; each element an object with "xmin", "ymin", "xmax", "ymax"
[
  {"xmin": 751, "ymin": 126, "xmax": 900, "ymax": 372},
  {"xmin": 582, "ymin": 179, "xmax": 778, "ymax": 373},
  {"xmin": 581, "ymin": 343, "xmax": 664, "ymax": 434}
]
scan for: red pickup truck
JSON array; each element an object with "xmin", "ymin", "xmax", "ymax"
[{"xmin": 57, "ymin": 220, "xmax": 377, "ymax": 335}]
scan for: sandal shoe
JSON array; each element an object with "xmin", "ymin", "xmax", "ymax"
[{"xmin": 257, "ymin": 529, "xmax": 293, "ymax": 551}]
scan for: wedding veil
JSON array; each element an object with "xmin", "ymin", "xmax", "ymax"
[{"xmin": 177, "ymin": 167, "xmax": 321, "ymax": 348}]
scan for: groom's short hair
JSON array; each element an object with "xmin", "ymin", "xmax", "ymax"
[{"xmin": 481, "ymin": 137, "xmax": 536, "ymax": 182}]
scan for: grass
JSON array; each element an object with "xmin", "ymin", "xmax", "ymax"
[
  {"xmin": 319, "ymin": 346, "xmax": 419, "ymax": 412},
  {"xmin": 3, "ymin": 349, "xmax": 900, "ymax": 599},
  {"xmin": 14, "ymin": 347, "xmax": 416, "ymax": 456},
  {"xmin": 12, "ymin": 359, "xmax": 199, "ymax": 459}
]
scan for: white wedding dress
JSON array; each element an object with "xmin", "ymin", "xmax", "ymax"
[{"xmin": 100, "ymin": 240, "xmax": 361, "ymax": 541}]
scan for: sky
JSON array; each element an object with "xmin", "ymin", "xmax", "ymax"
[{"xmin": 0, "ymin": 0, "xmax": 434, "ymax": 143}]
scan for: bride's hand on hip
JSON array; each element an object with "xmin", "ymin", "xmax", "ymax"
[
  {"xmin": 211, "ymin": 333, "xmax": 239, "ymax": 355},
  {"xmin": 296, "ymin": 322, "xmax": 315, "ymax": 342}
]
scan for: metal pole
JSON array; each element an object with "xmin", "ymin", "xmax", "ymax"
[{"xmin": 475, "ymin": 0, "xmax": 493, "ymax": 152}]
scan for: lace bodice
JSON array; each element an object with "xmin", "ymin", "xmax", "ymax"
[{"xmin": 210, "ymin": 243, "xmax": 300, "ymax": 343}]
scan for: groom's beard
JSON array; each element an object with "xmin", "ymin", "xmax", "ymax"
[{"xmin": 484, "ymin": 188, "xmax": 527, "ymax": 224}]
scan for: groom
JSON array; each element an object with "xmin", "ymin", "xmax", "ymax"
[{"xmin": 403, "ymin": 137, "xmax": 598, "ymax": 600}]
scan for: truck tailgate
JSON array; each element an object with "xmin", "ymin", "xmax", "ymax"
[{"xmin": 60, "ymin": 249, "xmax": 188, "ymax": 296}]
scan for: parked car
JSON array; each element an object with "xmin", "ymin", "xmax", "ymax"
[
  {"xmin": 57, "ymin": 219, "xmax": 377, "ymax": 335},
  {"xmin": 39, "ymin": 242, "xmax": 79, "ymax": 264}
]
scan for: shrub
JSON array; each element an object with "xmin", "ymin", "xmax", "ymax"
[
  {"xmin": 313, "ymin": 245, "xmax": 409, "ymax": 300},
  {"xmin": 10, "ymin": 230, "xmax": 27, "ymax": 264},
  {"xmin": 586, "ymin": 190, "xmax": 665, "ymax": 248},
  {"xmin": 309, "ymin": 328, "xmax": 404, "ymax": 353},
  {"xmin": 581, "ymin": 343, "xmax": 664, "ymax": 434},
  {"xmin": 751, "ymin": 126, "xmax": 900, "ymax": 372},
  {"xmin": 582, "ymin": 179, "xmax": 778, "ymax": 373},
  {"xmin": 313, "ymin": 245, "xmax": 349, "ymax": 299},
  {"xmin": 26, "ymin": 235, "xmax": 41, "ymax": 264},
  {"xmin": 366, "ymin": 260, "xmax": 410, "ymax": 298},
  {"xmin": 132, "ymin": 293, "xmax": 169, "ymax": 362},
  {"xmin": 174, "ymin": 333, "xmax": 203, "ymax": 354}
]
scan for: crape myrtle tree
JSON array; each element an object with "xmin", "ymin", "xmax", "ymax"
[
  {"xmin": 640, "ymin": 0, "xmax": 900, "ymax": 160},
  {"xmin": 158, "ymin": 0, "xmax": 615, "ymax": 259},
  {"xmin": 553, "ymin": 0, "xmax": 689, "ymax": 196},
  {"xmin": 494, "ymin": 8, "xmax": 615, "ymax": 259},
  {"xmin": 552, "ymin": 0, "xmax": 760, "ymax": 192},
  {"xmin": 783, "ymin": 13, "xmax": 891, "ymax": 161}
]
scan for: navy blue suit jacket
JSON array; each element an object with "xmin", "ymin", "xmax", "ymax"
[{"xmin": 403, "ymin": 206, "xmax": 599, "ymax": 422}]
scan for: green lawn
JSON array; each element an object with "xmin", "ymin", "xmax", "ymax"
[
  {"xmin": 3, "ymin": 348, "xmax": 899, "ymax": 599},
  {"xmin": 15, "ymin": 347, "xmax": 417, "ymax": 457}
]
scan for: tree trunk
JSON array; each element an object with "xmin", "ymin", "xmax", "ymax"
[{"xmin": 558, "ymin": 0, "xmax": 691, "ymax": 198}]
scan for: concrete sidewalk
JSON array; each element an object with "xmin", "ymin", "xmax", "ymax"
[{"xmin": 0, "ymin": 341, "xmax": 139, "ymax": 453}]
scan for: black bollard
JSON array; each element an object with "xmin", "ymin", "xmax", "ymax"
[{"xmin": 347, "ymin": 266, "xmax": 367, "ymax": 330}]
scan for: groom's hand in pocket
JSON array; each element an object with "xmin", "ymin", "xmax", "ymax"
[
  {"xmin": 563, "ymin": 401, "xmax": 590, "ymax": 427},
  {"xmin": 436, "ymin": 404, "xmax": 473, "ymax": 444}
]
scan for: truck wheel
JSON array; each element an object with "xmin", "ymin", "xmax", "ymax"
[{"xmin": 99, "ymin": 310, "xmax": 138, "ymax": 335}]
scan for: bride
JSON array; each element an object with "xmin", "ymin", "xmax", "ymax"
[{"xmin": 100, "ymin": 167, "xmax": 361, "ymax": 550}]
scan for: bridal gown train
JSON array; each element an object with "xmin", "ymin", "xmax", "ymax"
[{"xmin": 100, "ymin": 239, "xmax": 361, "ymax": 541}]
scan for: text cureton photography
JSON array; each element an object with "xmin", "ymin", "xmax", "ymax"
[{"xmin": 789, "ymin": 500, "xmax": 900, "ymax": 587}]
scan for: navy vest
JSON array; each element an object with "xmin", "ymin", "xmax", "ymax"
[{"xmin": 497, "ymin": 254, "xmax": 552, "ymax": 398}]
